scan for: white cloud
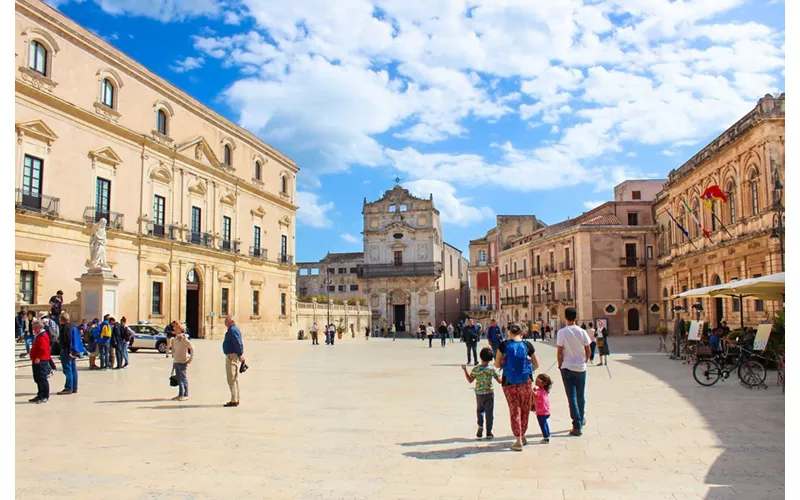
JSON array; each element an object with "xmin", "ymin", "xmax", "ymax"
[
  {"xmin": 403, "ymin": 180, "xmax": 494, "ymax": 226},
  {"xmin": 296, "ymin": 191, "xmax": 334, "ymax": 228},
  {"xmin": 49, "ymin": 0, "xmax": 222, "ymax": 22},
  {"xmin": 170, "ymin": 56, "xmax": 205, "ymax": 73},
  {"xmin": 340, "ymin": 233, "xmax": 360, "ymax": 244},
  {"xmin": 583, "ymin": 200, "xmax": 605, "ymax": 210},
  {"xmin": 662, "ymin": 149, "xmax": 678, "ymax": 156}
]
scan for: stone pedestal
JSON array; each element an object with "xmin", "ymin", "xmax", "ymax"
[{"xmin": 76, "ymin": 269, "xmax": 123, "ymax": 320}]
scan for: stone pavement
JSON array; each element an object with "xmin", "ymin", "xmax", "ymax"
[{"xmin": 15, "ymin": 336, "xmax": 784, "ymax": 499}]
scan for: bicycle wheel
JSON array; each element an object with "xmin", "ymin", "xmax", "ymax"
[
  {"xmin": 694, "ymin": 359, "xmax": 721, "ymax": 386},
  {"xmin": 738, "ymin": 360, "xmax": 767, "ymax": 387}
]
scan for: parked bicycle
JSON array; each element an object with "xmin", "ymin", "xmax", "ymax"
[{"xmin": 693, "ymin": 344, "xmax": 767, "ymax": 388}]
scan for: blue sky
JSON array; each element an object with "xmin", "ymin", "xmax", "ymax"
[{"xmin": 48, "ymin": 0, "xmax": 785, "ymax": 262}]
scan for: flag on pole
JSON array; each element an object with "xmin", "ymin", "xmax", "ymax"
[
  {"xmin": 700, "ymin": 185, "xmax": 728, "ymax": 211},
  {"xmin": 682, "ymin": 197, "xmax": 711, "ymax": 240},
  {"xmin": 665, "ymin": 209, "xmax": 697, "ymax": 249}
]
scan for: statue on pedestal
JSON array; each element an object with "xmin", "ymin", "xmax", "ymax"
[{"xmin": 89, "ymin": 218, "xmax": 110, "ymax": 271}]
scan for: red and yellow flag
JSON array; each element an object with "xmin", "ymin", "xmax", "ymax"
[{"xmin": 700, "ymin": 185, "xmax": 728, "ymax": 211}]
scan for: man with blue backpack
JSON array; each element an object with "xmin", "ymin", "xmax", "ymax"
[
  {"xmin": 486, "ymin": 319, "xmax": 504, "ymax": 356},
  {"xmin": 495, "ymin": 323, "xmax": 539, "ymax": 451}
]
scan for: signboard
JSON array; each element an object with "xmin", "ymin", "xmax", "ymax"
[
  {"xmin": 687, "ymin": 320, "xmax": 703, "ymax": 341},
  {"xmin": 753, "ymin": 323, "xmax": 772, "ymax": 351}
]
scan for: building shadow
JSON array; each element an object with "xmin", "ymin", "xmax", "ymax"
[{"xmin": 616, "ymin": 354, "xmax": 785, "ymax": 499}]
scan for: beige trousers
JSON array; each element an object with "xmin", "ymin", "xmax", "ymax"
[{"xmin": 225, "ymin": 353, "xmax": 240, "ymax": 403}]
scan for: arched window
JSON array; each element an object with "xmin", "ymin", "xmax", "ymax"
[
  {"xmin": 750, "ymin": 170, "xmax": 759, "ymax": 215},
  {"xmin": 281, "ymin": 175, "xmax": 288, "ymax": 194},
  {"xmin": 726, "ymin": 181, "xmax": 736, "ymax": 224},
  {"xmin": 223, "ymin": 144, "xmax": 232, "ymax": 166},
  {"xmin": 101, "ymin": 78, "xmax": 115, "ymax": 108},
  {"xmin": 29, "ymin": 40, "xmax": 47, "ymax": 75},
  {"xmin": 156, "ymin": 109, "xmax": 168, "ymax": 135},
  {"xmin": 254, "ymin": 160, "xmax": 262, "ymax": 180}
]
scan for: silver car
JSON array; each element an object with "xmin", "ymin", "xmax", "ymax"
[{"xmin": 128, "ymin": 323, "xmax": 167, "ymax": 353}]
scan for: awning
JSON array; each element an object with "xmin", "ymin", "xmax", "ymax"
[
  {"xmin": 677, "ymin": 273, "xmax": 785, "ymax": 301},
  {"xmin": 676, "ymin": 284, "xmax": 721, "ymax": 299}
]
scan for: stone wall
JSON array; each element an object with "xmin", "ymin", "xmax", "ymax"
[{"xmin": 294, "ymin": 302, "xmax": 371, "ymax": 339}]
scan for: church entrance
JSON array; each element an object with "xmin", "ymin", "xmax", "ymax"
[
  {"xmin": 393, "ymin": 304, "xmax": 406, "ymax": 332},
  {"xmin": 186, "ymin": 268, "xmax": 201, "ymax": 339}
]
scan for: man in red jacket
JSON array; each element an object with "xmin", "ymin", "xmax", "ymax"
[{"xmin": 29, "ymin": 319, "xmax": 51, "ymax": 403}]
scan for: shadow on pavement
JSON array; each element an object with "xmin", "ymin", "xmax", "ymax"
[
  {"xmin": 15, "ymin": 392, "xmax": 36, "ymax": 397},
  {"xmin": 139, "ymin": 404, "xmax": 222, "ymax": 410},
  {"xmin": 617, "ymin": 352, "xmax": 785, "ymax": 500},
  {"xmin": 95, "ymin": 398, "xmax": 171, "ymax": 404},
  {"xmin": 403, "ymin": 442, "xmax": 509, "ymax": 459}
]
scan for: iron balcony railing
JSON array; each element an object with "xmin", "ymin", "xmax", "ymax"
[
  {"xmin": 533, "ymin": 296, "xmax": 543, "ymax": 304},
  {"xmin": 16, "ymin": 188, "xmax": 60, "ymax": 216},
  {"xmin": 620, "ymin": 257, "xmax": 643, "ymax": 268},
  {"xmin": 220, "ymin": 239, "xmax": 240, "ymax": 253},
  {"xmin": 84, "ymin": 206, "xmax": 124, "ymax": 229},
  {"xmin": 624, "ymin": 289, "xmax": 643, "ymax": 301},
  {"xmin": 512, "ymin": 270, "xmax": 528, "ymax": 281},
  {"xmin": 543, "ymin": 264, "xmax": 555, "ymax": 274},
  {"xmin": 559, "ymin": 261, "xmax": 574, "ymax": 272},
  {"xmin": 557, "ymin": 292, "xmax": 574, "ymax": 302},
  {"xmin": 515, "ymin": 295, "xmax": 529, "ymax": 305},
  {"xmin": 144, "ymin": 220, "xmax": 179, "ymax": 240},
  {"xmin": 358, "ymin": 262, "xmax": 443, "ymax": 278},
  {"xmin": 277, "ymin": 254, "xmax": 294, "ymax": 265},
  {"xmin": 186, "ymin": 230, "xmax": 212, "ymax": 247},
  {"xmin": 532, "ymin": 268, "xmax": 543, "ymax": 276},
  {"xmin": 249, "ymin": 247, "xmax": 268, "ymax": 259}
]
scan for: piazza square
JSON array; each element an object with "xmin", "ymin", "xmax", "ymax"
[{"xmin": 15, "ymin": 336, "xmax": 785, "ymax": 499}]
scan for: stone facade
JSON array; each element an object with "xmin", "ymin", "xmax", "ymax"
[
  {"xmin": 296, "ymin": 252, "xmax": 364, "ymax": 301},
  {"xmin": 497, "ymin": 200, "xmax": 661, "ymax": 335},
  {"xmin": 467, "ymin": 216, "xmax": 545, "ymax": 321},
  {"xmin": 654, "ymin": 94, "xmax": 785, "ymax": 330},
  {"xmin": 14, "ymin": 0, "xmax": 298, "ymax": 339},
  {"xmin": 294, "ymin": 301, "xmax": 371, "ymax": 338}
]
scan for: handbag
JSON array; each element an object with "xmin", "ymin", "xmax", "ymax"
[
  {"xmin": 597, "ymin": 338, "xmax": 605, "ymax": 348},
  {"xmin": 169, "ymin": 367, "xmax": 179, "ymax": 387}
]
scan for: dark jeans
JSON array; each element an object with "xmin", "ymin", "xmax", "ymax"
[
  {"xmin": 466, "ymin": 342, "xmax": 478, "ymax": 364},
  {"xmin": 98, "ymin": 343, "xmax": 110, "ymax": 368},
  {"xmin": 441, "ymin": 335, "xmax": 446, "ymax": 347},
  {"xmin": 114, "ymin": 344, "xmax": 125, "ymax": 368},
  {"xmin": 537, "ymin": 415, "xmax": 550, "ymax": 438},
  {"xmin": 329, "ymin": 333, "xmax": 335, "ymax": 345},
  {"xmin": 173, "ymin": 362, "xmax": 189, "ymax": 397},
  {"xmin": 490, "ymin": 342, "xmax": 500, "ymax": 357},
  {"xmin": 428, "ymin": 335, "xmax": 433, "ymax": 347},
  {"xmin": 476, "ymin": 393, "xmax": 494, "ymax": 432},
  {"xmin": 560, "ymin": 368, "xmax": 587, "ymax": 431},
  {"xmin": 32, "ymin": 362, "xmax": 49, "ymax": 400},
  {"xmin": 589, "ymin": 342, "xmax": 597, "ymax": 361},
  {"xmin": 60, "ymin": 353, "xmax": 77, "ymax": 392}
]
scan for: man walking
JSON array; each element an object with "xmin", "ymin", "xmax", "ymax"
[
  {"xmin": 463, "ymin": 319, "xmax": 479, "ymax": 365},
  {"xmin": 447, "ymin": 322, "xmax": 454, "ymax": 343},
  {"xmin": 29, "ymin": 319, "xmax": 51, "ymax": 403},
  {"xmin": 438, "ymin": 321, "xmax": 448, "ymax": 347},
  {"xmin": 557, "ymin": 307, "xmax": 592, "ymax": 436},
  {"xmin": 486, "ymin": 319, "xmax": 504, "ymax": 356},
  {"xmin": 310, "ymin": 322, "xmax": 319, "ymax": 345},
  {"xmin": 222, "ymin": 315, "xmax": 244, "ymax": 407},
  {"xmin": 57, "ymin": 312, "xmax": 85, "ymax": 395},
  {"xmin": 328, "ymin": 323, "xmax": 336, "ymax": 346}
]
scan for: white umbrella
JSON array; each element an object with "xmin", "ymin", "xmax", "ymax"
[{"xmin": 677, "ymin": 273, "xmax": 784, "ymax": 327}]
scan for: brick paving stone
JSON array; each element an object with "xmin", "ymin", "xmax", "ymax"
[{"xmin": 15, "ymin": 337, "xmax": 785, "ymax": 499}]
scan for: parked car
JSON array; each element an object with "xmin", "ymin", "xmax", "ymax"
[{"xmin": 129, "ymin": 323, "xmax": 167, "ymax": 353}]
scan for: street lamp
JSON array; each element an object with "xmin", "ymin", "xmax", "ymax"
[
  {"xmin": 770, "ymin": 168, "xmax": 784, "ymax": 273},
  {"xmin": 322, "ymin": 277, "xmax": 333, "ymax": 326}
]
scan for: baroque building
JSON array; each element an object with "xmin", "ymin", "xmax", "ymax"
[
  {"xmin": 14, "ymin": 0, "xmax": 298, "ymax": 339},
  {"xmin": 496, "ymin": 194, "xmax": 661, "ymax": 335},
  {"xmin": 654, "ymin": 94, "xmax": 785, "ymax": 330}
]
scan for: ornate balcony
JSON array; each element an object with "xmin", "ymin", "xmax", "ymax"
[
  {"xmin": 277, "ymin": 254, "xmax": 294, "ymax": 265},
  {"xmin": 559, "ymin": 261, "xmax": 574, "ymax": 272},
  {"xmin": 557, "ymin": 292, "xmax": 574, "ymax": 304},
  {"xmin": 220, "ymin": 239, "xmax": 240, "ymax": 253},
  {"xmin": 186, "ymin": 230, "xmax": 212, "ymax": 247},
  {"xmin": 143, "ymin": 220, "xmax": 178, "ymax": 240},
  {"xmin": 620, "ymin": 257, "xmax": 643, "ymax": 268},
  {"xmin": 84, "ymin": 206, "xmax": 124, "ymax": 229},
  {"xmin": 358, "ymin": 262, "xmax": 442, "ymax": 278},
  {"xmin": 249, "ymin": 247, "xmax": 268, "ymax": 259},
  {"xmin": 15, "ymin": 189, "xmax": 60, "ymax": 216}
]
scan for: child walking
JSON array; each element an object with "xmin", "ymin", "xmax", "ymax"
[
  {"xmin": 532, "ymin": 373, "xmax": 552, "ymax": 443},
  {"xmin": 462, "ymin": 348, "xmax": 502, "ymax": 439}
]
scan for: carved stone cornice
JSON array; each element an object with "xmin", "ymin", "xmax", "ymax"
[
  {"xmin": 93, "ymin": 101, "xmax": 121, "ymax": 122},
  {"xmin": 18, "ymin": 67, "xmax": 58, "ymax": 92}
]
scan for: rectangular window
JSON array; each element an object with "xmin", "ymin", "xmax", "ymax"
[
  {"xmin": 96, "ymin": 177, "xmax": 111, "ymax": 221},
  {"xmin": 222, "ymin": 216, "xmax": 231, "ymax": 243},
  {"xmin": 625, "ymin": 243, "xmax": 637, "ymax": 266},
  {"xmin": 394, "ymin": 251, "xmax": 403, "ymax": 266},
  {"xmin": 151, "ymin": 282, "xmax": 162, "ymax": 315},
  {"xmin": 564, "ymin": 247, "xmax": 571, "ymax": 267},
  {"xmin": 153, "ymin": 195, "xmax": 166, "ymax": 233},
  {"xmin": 21, "ymin": 155, "xmax": 44, "ymax": 210},
  {"xmin": 19, "ymin": 270, "xmax": 35, "ymax": 304},
  {"xmin": 327, "ymin": 268, "xmax": 335, "ymax": 274},
  {"xmin": 350, "ymin": 267, "xmax": 358, "ymax": 274},
  {"xmin": 682, "ymin": 285, "xmax": 688, "ymax": 311},
  {"xmin": 328, "ymin": 285, "xmax": 335, "ymax": 292},
  {"xmin": 299, "ymin": 287, "xmax": 307, "ymax": 297},
  {"xmin": 29, "ymin": 41, "xmax": 47, "ymax": 74},
  {"xmin": 627, "ymin": 277, "xmax": 638, "ymax": 298},
  {"xmin": 221, "ymin": 288, "xmax": 229, "ymax": 316},
  {"xmin": 754, "ymin": 274, "xmax": 764, "ymax": 311},
  {"xmin": 628, "ymin": 212, "xmax": 639, "ymax": 226},
  {"xmin": 253, "ymin": 226, "xmax": 261, "ymax": 250},
  {"xmin": 338, "ymin": 285, "xmax": 346, "ymax": 292},
  {"xmin": 536, "ymin": 255, "xmax": 540, "ymax": 273},
  {"xmin": 280, "ymin": 293, "xmax": 287, "ymax": 316},
  {"xmin": 632, "ymin": 190, "xmax": 642, "ymax": 200},
  {"xmin": 350, "ymin": 284, "xmax": 359, "ymax": 291},
  {"xmin": 549, "ymin": 252, "xmax": 554, "ymax": 268},
  {"xmin": 252, "ymin": 290, "xmax": 260, "ymax": 316},
  {"xmin": 646, "ymin": 245, "xmax": 654, "ymax": 259},
  {"xmin": 191, "ymin": 206, "xmax": 202, "ymax": 233},
  {"xmin": 281, "ymin": 235, "xmax": 288, "ymax": 262},
  {"xmin": 478, "ymin": 250, "xmax": 486, "ymax": 262},
  {"xmin": 338, "ymin": 268, "xmax": 346, "ymax": 274},
  {"xmin": 733, "ymin": 298, "xmax": 741, "ymax": 312},
  {"xmin": 551, "ymin": 281, "xmax": 556, "ymax": 299},
  {"xmin": 566, "ymin": 279, "xmax": 571, "ymax": 299}
]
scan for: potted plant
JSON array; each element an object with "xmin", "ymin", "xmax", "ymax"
[{"xmin": 336, "ymin": 325, "xmax": 345, "ymax": 339}]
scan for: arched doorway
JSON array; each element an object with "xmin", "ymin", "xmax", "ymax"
[
  {"xmin": 186, "ymin": 268, "xmax": 201, "ymax": 339},
  {"xmin": 627, "ymin": 308, "xmax": 640, "ymax": 332},
  {"xmin": 712, "ymin": 275, "xmax": 723, "ymax": 328}
]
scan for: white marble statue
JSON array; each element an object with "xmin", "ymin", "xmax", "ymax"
[{"xmin": 89, "ymin": 218, "xmax": 109, "ymax": 270}]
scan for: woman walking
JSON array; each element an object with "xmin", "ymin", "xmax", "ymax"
[
  {"xmin": 438, "ymin": 322, "xmax": 448, "ymax": 347},
  {"xmin": 586, "ymin": 322, "xmax": 597, "ymax": 363},
  {"xmin": 171, "ymin": 322, "xmax": 193, "ymax": 401},
  {"xmin": 495, "ymin": 323, "xmax": 539, "ymax": 451},
  {"xmin": 595, "ymin": 321, "xmax": 610, "ymax": 365}
]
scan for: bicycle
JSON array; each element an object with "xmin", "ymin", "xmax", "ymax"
[{"xmin": 692, "ymin": 345, "xmax": 767, "ymax": 388}]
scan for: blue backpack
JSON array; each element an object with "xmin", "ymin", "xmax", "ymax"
[{"xmin": 503, "ymin": 340, "xmax": 533, "ymax": 385}]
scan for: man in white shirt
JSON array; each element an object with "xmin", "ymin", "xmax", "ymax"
[{"xmin": 556, "ymin": 307, "xmax": 591, "ymax": 436}]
